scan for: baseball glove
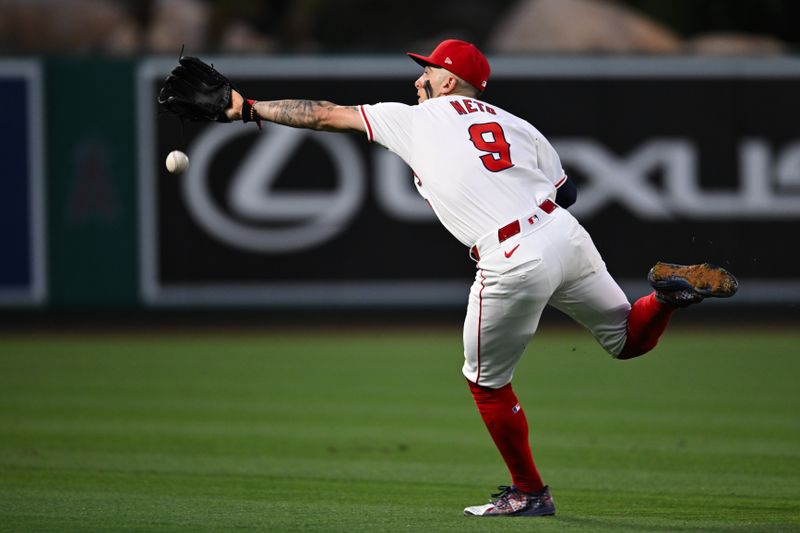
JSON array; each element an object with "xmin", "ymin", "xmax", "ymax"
[{"xmin": 157, "ymin": 56, "xmax": 233, "ymax": 122}]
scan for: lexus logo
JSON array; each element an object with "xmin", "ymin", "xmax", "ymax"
[{"xmin": 183, "ymin": 123, "xmax": 366, "ymax": 253}]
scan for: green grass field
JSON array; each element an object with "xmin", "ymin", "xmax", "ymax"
[{"xmin": 1, "ymin": 325, "xmax": 799, "ymax": 532}]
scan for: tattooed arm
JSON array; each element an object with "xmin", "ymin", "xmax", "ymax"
[{"xmin": 225, "ymin": 89, "xmax": 365, "ymax": 133}]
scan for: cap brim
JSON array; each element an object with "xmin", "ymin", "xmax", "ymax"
[{"xmin": 407, "ymin": 52, "xmax": 439, "ymax": 69}]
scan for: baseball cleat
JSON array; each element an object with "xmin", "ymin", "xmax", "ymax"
[
  {"xmin": 464, "ymin": 485, "xmax": 556, "ymax": 517},
  {"xmin": 648, "ymin": 262, "xmax": 738, "ymax": 307}
]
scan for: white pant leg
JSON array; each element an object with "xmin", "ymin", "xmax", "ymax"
[
  {"xmin": 462, "ymin": 208, "xmax": 631, "ymax": 388},
  {"xmin": 548, "ymin": 269, "xmax": 631, "ymax": 356},
  {"xmin": 546, "ymin": 214, "xmax": 631, "ymax": 356},
  {"xmin": 462, "ymin": 217, "xmax": 565, "ymax": 389}
]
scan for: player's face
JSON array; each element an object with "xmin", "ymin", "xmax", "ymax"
[{"xmin": 414, "ymin": 66, "xmax": 444, "ymax": 103}]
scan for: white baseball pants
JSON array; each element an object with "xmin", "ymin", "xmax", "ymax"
[{"xmin": 462, "ymin": 205, "xmax": 631, "ymax": 388}]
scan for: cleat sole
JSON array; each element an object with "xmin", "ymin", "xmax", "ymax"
[{"xmin": 648, "ymin": 262, "xmax": 738, "ymax": 298}]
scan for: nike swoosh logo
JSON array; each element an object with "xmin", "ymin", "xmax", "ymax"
[{"xmin": 504, "ymin": 244, "xmax": 520, "ymax": 258}]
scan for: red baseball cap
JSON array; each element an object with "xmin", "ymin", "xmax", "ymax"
[{"xmin": 407, "ymin": 39, "xmax": 490, "ymax": 92}]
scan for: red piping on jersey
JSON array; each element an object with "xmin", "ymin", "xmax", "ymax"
[
  {"xmin": 555, "ymin": 175, "xmax": 567, "ymax": 188},
  {"xmin": 359, "ymin": 105, "xmax": 374, "ymax": 142},
  {"xmin": 476, "ymin": 269, "xmax": 486, "ymax": 385}
]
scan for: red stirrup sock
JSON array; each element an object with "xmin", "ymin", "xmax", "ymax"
[
  {"xmin": 468, "ymin": 380, "xmax": 544, "ymax": 494},
  {"xmin": 618, "ymin": 291, "xmax": 676, "ymax": 359}
]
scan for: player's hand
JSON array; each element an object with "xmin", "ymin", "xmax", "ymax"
[{"xmin": 225, "ymin": 90, "xmax": 244, "ymax": 121}]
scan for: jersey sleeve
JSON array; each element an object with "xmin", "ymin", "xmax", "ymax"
[{"xmin": 359, "ymin": 102, "xmax": 415, "ymax": 161}]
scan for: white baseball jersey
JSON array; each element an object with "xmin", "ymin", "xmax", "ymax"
[
  {"xmin": 359, "ymin": 95, "xmax": 567, "ymax": 247},
  {"xmin": 362, "ymin": 94, "xmax": 630, "ymax": 388}
]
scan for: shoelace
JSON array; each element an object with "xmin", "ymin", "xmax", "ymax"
[
  {"xmin": 491, "ymin": 485, "xmax": 513, "ymax": 498},
  {"xmin": 490, "ymin": 485, "xmax": 518, "ymax": 504},
  {"xmin": 486, "ymin": 486, "xmax": 515, "ymax": 510}
]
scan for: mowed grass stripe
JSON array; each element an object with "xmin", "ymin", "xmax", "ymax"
[{"xmin": 1, "ymin": 327, "xmax": 799, "ymax": 531}]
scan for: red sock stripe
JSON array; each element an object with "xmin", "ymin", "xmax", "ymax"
[{"xmin": 476, "ymin": 269, "xmax": 486, "ymax": 385}]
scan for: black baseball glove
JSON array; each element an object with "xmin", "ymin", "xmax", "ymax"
[{"xmin": 157, "ymin": 56, "xmax": 234, "ymax": 122}]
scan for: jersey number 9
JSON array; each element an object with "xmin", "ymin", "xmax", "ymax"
[{"xmin": 468, "ymin": 122, "xmax": 514, "ymax": 173}]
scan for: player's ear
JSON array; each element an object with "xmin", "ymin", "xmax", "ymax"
[{"xmin": 442, "ymin": 74, "xmax": 459, "ymax": 94}]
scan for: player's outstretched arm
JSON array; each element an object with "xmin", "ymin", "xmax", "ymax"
[{"xmin": 225, "ymin": 89, "xmax": 365, "ymax": 133}]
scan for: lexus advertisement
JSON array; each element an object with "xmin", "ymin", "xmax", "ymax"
[{"xmin": 138, "ymin": 57, "xmax": 800, "ymax": 307}]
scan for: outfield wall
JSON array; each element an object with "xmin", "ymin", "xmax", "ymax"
[{"xmin": 3, "ymin": 56, "xmax": 800, "ymax": 311}]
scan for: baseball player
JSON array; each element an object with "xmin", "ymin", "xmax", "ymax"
[{"xmin": 158, "ymin": 40, "xmax": 738, "ymax": 517}]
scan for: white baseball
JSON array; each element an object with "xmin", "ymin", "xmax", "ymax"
[{"xmin": 166, "ymin": 150, "xmax": 189, "ymax": 174}]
